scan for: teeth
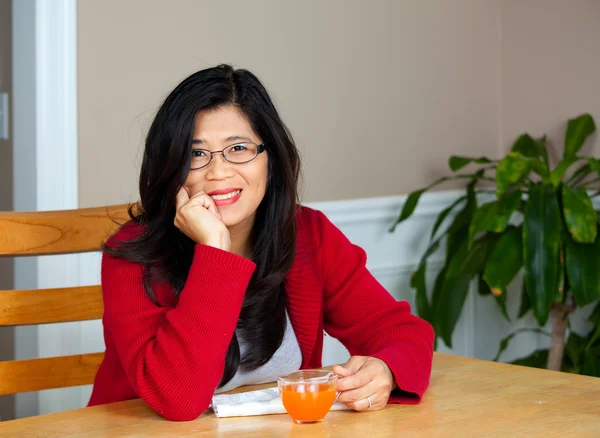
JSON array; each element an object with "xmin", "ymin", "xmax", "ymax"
[{"xmin": 211, "ymin": 190, "xmax": 241, "ymax": 201}]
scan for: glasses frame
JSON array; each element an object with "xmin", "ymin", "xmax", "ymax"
[{"xmin": 190, "ymin": 142, "xmax": 267, "ymax": 170}]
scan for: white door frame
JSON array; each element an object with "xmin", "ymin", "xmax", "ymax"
[{"xmin": 12, "ymin": 0, "xmax": 78, "ymax": 418}]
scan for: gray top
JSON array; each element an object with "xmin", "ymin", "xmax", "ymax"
[{"xmin": 214, "ymin": 311, "xmax": 302, "ymax": 394}]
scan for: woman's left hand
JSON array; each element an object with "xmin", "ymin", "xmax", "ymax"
[{"xmin": 333, "ymin": 356, "xmax": 396, "ymax": 411}]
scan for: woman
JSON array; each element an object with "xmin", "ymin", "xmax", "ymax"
[{"xmin": 88, "ymin": 64, "xmax": 434, "ymax": 421}]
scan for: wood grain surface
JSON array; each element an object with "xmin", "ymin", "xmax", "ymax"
[
  {"xmin": 1, "ymin": 353, "xmax": 598, "ymax": 437},
  {"xmin": 0, "ymin": 204, "xmax": 130, "ymax": 256},
  {"xmin": 0, "ymin": 285, "xmax": 103, "ymax": 326},
  {"xmin": 0, "ymin": 204, "xmax": 128, "ymax": 396}
]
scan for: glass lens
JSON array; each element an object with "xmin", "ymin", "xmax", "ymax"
[
  {"xmin": 191, "ymin": 149, "xmax": 211, "ymax": 169},
  {"xmin": 224, "ymin": 143, "xmax": 257, "ymax": 163}
]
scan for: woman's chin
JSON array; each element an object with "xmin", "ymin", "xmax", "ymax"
[{"xmin": 219, "ymin": 212, "xmax": 242, "ymax": 228}]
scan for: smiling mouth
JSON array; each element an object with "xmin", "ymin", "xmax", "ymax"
[{"xmin": 209, "ymin": 189, "xmax": 242, "ymax": 201}]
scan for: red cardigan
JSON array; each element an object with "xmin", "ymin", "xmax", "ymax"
[{"xmin": 88, "ymin": 206, "xmax": 434, "ymax": 421}]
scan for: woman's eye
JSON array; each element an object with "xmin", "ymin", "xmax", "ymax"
[
  {"xmin": 192, "ymin": 149, "xmax": 207, "ymax": 157},
  {"xmin": 231, "ymin": 144, "xmax": 248, "ymax": 152}
]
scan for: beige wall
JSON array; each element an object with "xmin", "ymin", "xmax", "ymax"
[
  {"xmin": 0, "ymin": 0, "xmax": 15, "ymax": 422},
  {"xmin": 501, "ymin": 0, "xmax": 600, "ymax": 157},
  {"xmin": 78, "ymin": 1, "xmax": 600, "ymax": 207},
  {"xmin": 77, "ymin": 0, "xmax": 502, "ymax": 206}
]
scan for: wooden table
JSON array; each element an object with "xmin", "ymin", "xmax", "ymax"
[{"xmin": 1, "ymin": 353, "xmax": 599, "ymax": 437}]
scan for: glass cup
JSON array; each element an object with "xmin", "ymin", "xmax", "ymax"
[{"xmin": 277, "ymin": 370, "xmax": 340, "ymax": 424}]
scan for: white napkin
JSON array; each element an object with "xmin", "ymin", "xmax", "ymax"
[{"xmin": 211, "ymin": 387, "xmax": 351, "ymax": 418}]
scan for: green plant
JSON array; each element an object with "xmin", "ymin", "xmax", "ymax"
[{"xmin": 391, "ymin": 113, "xmax": 600, "ymax": 376}]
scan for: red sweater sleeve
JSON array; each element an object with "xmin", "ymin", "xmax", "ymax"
[
  {"xmin": 314, "ymin": 210, "xmax": 435, "ymax": 403},
  {"xmin": 101, "ymin": 242, "xmax": 256, "ymax": 421}
]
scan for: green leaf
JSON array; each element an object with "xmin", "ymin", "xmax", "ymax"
[
  {"xmin": 589, "ymin": 302, "xmax": 600, "ymax": 325},
  {"xmin": 518, "ymin": 279, "xmax": 531, "ymax": 318},
  {"xmin": 391, "ymin": 172, "xmax": 482, "ymax": 231},
  {"xmin": 430, "ymin": 195, "xmax": 467, "ymax": 240},
  {"xmin": 565, "ymin": 332, "xmax": 587, "ymax": 368},
  {"xmin": 391, "ymin": 188, "xmax": 427, "ymax": 231},
  {"xmin": 586, "ymin": 157, "xmax": 600, "ymax": 178},
  {"xmin": 468, "ymin": 190, "xmax": 521, "ymax": 244},
  {"xmin": 435, "ymin": 233, "xmax": 498, "ymax": 348},
  {"xmin": 478, "ymin": 276, "xmax": 492, "ymax": 295},
  {"xmin": 427, "ymin": 180, "xmax": 479, "ymax": 347},
  {"xmin": 556, "ymin": 247, "xmax": 565, "ymax": 304},
  {"xmin": 431, "ymin": 266, "xmax": 447, "ymax": 313},
  {"xmin": 494, "ymin": 328, "xmax": 550, "ymax": 362},
  {"xmin": 410, "ymin": 262, "xmax": 431, "ymax": 324},
  {"xmin": 511, "ymin": 134, "xmax": 541, "ymax": 160},
  {"xmin": 586, "ymin": 325, "xmax": 600, "ymax": 350},
  {"xmin": 510, "ymin": 134, "xmax": 550, "ymax": 176},
  {"xmin": 562, "ymin": 186, "xmax": 598, "ymax": 243},
  {"xmin": 534, "ymin": 135, "xmax": 550, "ymax": 168},
  {"xmin": 415, "ymin": 238, "xmax": 442, "ymax": 273},
  {"xmin": 468, "ymin": 202, "xmax": 495, "ymax": 244},
  {"xmin": 445, "ymin": 185, "xmax": 478, "ymax": 257},
  {"xmin": 461, "ymin": 233, "xmax": 500, "ymax": 274},
  {"xmin": 435, "ymin": 264, "xmax": 470, "ymax": 348},
  {"xmin": 581, "ymin": 350, "xmax": 600, "ymax": 378},
  {"xmin": 510, "ymin": 349, "xmax": 549, "ymax": 369},
  {"xmin": 390, "ymin": 169, "xmax": 484, "ymax": 233},
  {"xmin": 494, "ymin": 289, "xmax": 510, "ymax": 321},
  {"xmin": 550, "ymin": 157, "xmax": 581, "ymax": 187},
  {"xmin": 523, "ymin": 184, "xmax": 561, "ymax": 326},
  {"xmin": 434, "ymin": 242, "xmax": 471, "ymax": 349},
  {"xmin": 430, "ymin": 265, "xmax": 447, "ymax": 345},
  {"xmin": 565, "ymin": 232, "xmax": 600, "ymax": 306},
  {"xmin": 449, "ymin": 155, "xmax": 492, "ymax": 172},
  {"xmin": 564, "ymin": 113, "xmax": 597, "ymax": 159},
  {"xmin": 483, "ymin": 226, "xmax": 523, "ymax": 294},
  {"xmin": 496, "ymin": 153, "xmax": 532, "ymax": 197}
]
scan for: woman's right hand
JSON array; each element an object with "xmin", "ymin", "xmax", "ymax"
[{"xmin": 174, "ymin": 187, "xmax": 231, "ymax": 251}]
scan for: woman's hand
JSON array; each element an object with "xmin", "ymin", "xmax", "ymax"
[
  {"xmin": 174, "ymin": 187, "xmax": 231, "ymax": 251},
  {"xmin": 333, "ymin": 356, "xmax": 396, "ymax": 411}
]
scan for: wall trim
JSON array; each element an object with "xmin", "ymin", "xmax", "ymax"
[
  {"xmin": 36, "ymin": 0, "xmax": 78, "ymax": 212},
  {"xmin": 306, "ymin": 190, "xmax": 464, "ymax": 225}
]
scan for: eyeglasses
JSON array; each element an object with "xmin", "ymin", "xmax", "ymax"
[{"xmin": 190, "ymin": 142, "xmax": 266, "ymax": 170}]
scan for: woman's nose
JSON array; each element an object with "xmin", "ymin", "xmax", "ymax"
[{"xmin": 206, "ymin": 153, "xmax": 233, "ymax": 179}]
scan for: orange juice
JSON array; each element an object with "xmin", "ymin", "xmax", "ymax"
[{"xmin": 280, "ymin": 383, "xmax": 337, "ymax": 423}]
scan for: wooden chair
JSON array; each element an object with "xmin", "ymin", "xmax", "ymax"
[{"xmin": 0, "ymin": 204, "xmax": 131, "ymax": 396}]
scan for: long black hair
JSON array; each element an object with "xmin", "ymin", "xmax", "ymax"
[{"xmin": 105, "ymin": 64, "xmax": 301, "ymax": 387}]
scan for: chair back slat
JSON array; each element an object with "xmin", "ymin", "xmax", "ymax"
[
  {"xmin": 0, "ymin": 204, "xmax": 130, "ymax": 400},
  {"xmin": 0, "ymin": 204, "xmax": 130, "ymax": 256},
  {"xmin": 0, "ymin": 286, "xmax": 104, "ymax": 326},
  {"xmin": 0, "ymin": 353, "xmax": 105, "ymax": 396}
]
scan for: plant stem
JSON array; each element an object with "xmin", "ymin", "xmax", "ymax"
[{"xmin": 546, "ymin": 303, "xmax": 573, "ymax": 371}]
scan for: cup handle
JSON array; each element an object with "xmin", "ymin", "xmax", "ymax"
[{"xmin": 332, "ymin": 372, "xmax": 343, "ymax": 402}]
